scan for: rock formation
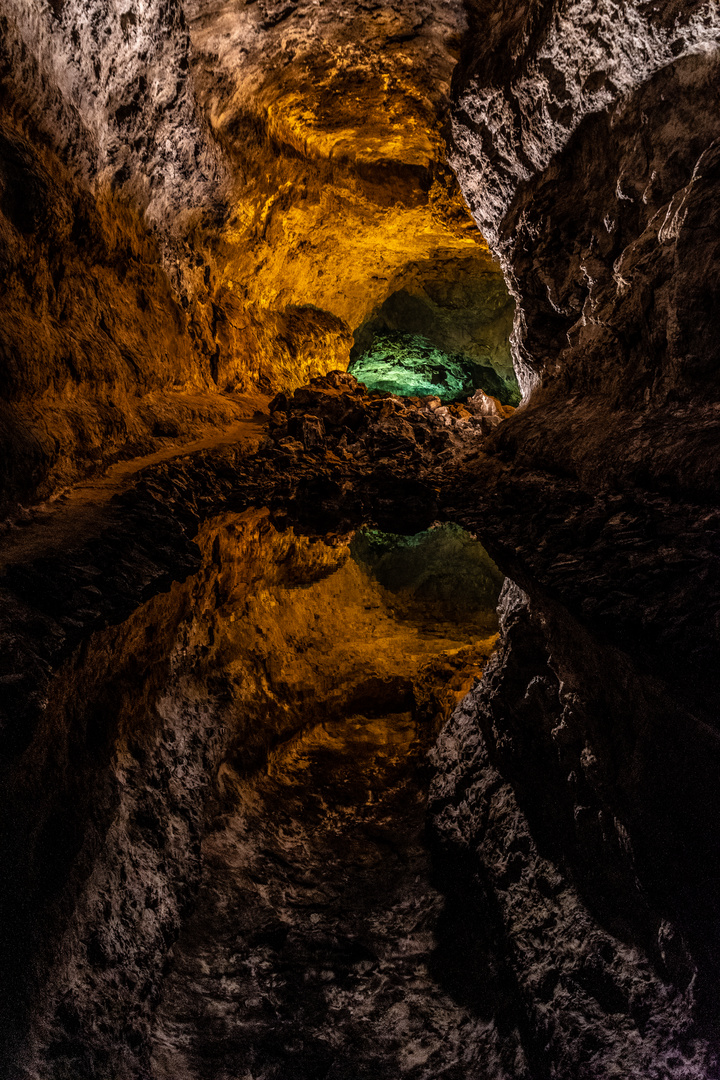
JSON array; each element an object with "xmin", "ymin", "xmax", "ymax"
[
  {"xmin": 0, "ymin": 0, "xmax": 510, "ymax": 513},
  {"xmin": 428, "ymin": 1, "xmax": 720, "ymax": 1076},
  {"xmin": 1, "ymin": 0, "xmax": 719, "ymax": 1077}
]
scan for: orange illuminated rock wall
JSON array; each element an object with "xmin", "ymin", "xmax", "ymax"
[
  {"xmin": 186, "ymin": 0, "xmax": 505, "ymax": 391},
  {"xmin": 0, "ymin": 0, "xmax": 510, "ymax": 510}
]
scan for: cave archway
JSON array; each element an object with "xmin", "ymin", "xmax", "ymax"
[{"xmin": 349, "ymin": 257, "xmax": 520, "ymax": 405}]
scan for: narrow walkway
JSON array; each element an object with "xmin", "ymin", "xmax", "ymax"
[
  {"xmin": 149, "ymin": 711, "xmax": 508, "ymax": 1080},
  {"xmin": 0, "ymin": 397, "xmax": 269, "ymax": 570}
]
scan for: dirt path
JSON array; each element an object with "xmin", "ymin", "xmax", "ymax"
[{"xmin": 0, "ymin": 398, "xmax": 269, "ymax": 570}]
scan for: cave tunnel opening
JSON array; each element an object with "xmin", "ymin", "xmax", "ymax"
[
  {"xmin": 348, "ymin": 264, "xmax": 521, "ymax": 407},
  {"xmin": 349, "ymin": 329, "xmax": 485, "ymax": 402},
  {"xmin": 350, "ymin": 522, "xmax": 505, "ymax": 624}
]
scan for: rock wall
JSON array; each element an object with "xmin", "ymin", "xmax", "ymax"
[
  {"xmin": 182, "ymin": 0, "xmax": 510, "ymax": 390},
  {"xmin": 0, "ymin": 0, "xmax": 241, "ymax": 513},
  {"xmin": 0, "ymin": 0, "xmax": 224, "ymax": 226},
  {"xmin": 0, "ymin": 0, "xmax": 514, "ymax": 514},
  {"xmin": 430, "ymin": 582, "xmax": 720, "ymax": 1077},
  {"xmin": 429, "ymin": 1, "xmax": 720, "ymax": 1073},
  {"xmin": 3, "ymin": 0, "xmax": 719, "ymax": 1073}
]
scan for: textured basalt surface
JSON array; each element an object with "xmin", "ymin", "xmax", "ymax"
[
  {"xmin": 149, "ymin": 710, "xmax": 526, "ymax": 1080},
  {"xmin": 423, "ymin": 1, "xmax": 720, "ymax": 1076},
  {"xmin": 0, "ymin": 0, "xmax": 237, "ymax": 510},
  {"xmin": 0, "ymin": 0, "xmax": 511, "ymax": 513},
  {"xmin": 1, "ymin": 0, "xmax": 720, "ymax": 1077},
  {"xmin": 430, "ymin": 583, "xmax": 720, "ymax": 1077}
]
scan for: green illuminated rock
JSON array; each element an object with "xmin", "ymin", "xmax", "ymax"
[{"xmin": 348, "ymin": 331, "xmax": 519, "ymax": 404}]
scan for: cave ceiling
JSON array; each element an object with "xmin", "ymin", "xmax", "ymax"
[
  {"xmin": 2, "ymin": 1, "xmax": 720, "ymax": 1078},
  {"xmin": 185, "ymin": 0, "xmax": 484, "ymax": 302},
  {"xmin": 186, "ymin": 0, "xmax": 502, "ymax": 375},
  {"xmin": 0, "ymin": 0, "xmax": 509, "ymax": 507}
]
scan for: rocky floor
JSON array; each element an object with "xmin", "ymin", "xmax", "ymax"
[
  {"xmin": 0, "ymin": 399, "xmax": 269, "ymax": 569},
  {"xmin": 148, "ymin": 710, "xmax": 523, "ymax": 1080}
]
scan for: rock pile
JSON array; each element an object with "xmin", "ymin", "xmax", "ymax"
[
  {"xmin": 253, "ymin": 370, "xmax": 514, "ymax": 534},
  {"xmin": 263, "ymin": 370, "xmax": 512, "ymax": 469}
]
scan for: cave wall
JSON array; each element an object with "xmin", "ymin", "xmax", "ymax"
[
  {"xmin": 0, "ymin": 0, "xmax": 515, "ymax": 514},
  {"xmin": 430, "ymin": 581, "xmax": 720, "ymax": 1076},
  {"xmin": 8, "ymin": 513, "xmax": 363, "ymax": 1076},
  {"xmin": 182, "ymin": 0, "xmax": 511, "ymax": 391},
  {"xmin": 3, "ymin": 0, "xmax": 719, "ymax": 1074},
  {"xmin": 451, "ymin": 0, "xmax": 720, "ymax": 403},
  {"xmin": 0, "ymin": 122, "xmax": 239, "ymax": 514},
  {"xmin": 429, "ymin": 0, "xmax": 720, "ymax": 1073},
  {"xmin": 0, "ymin": 0, "xmax": 224, "ymax": 225},
  {"xmin": 0, "ymin": 0, "xmax": 240, "ymax": 512}
]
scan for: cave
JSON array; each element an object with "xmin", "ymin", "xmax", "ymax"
[
  {"xmin": 1, "ymin": 2, "xmax": 720, "ymax": 1078},
  {"xmin": 348, "ymin": 260, "xmax": 519, "ymax": 404}
]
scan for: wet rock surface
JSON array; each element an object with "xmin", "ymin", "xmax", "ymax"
[
  {"xmin": 149, "ymin": 711, "xmax": 523, "ymax": 1080},
  {"xmin": 3, "ymin": 328, "xmax": 720, "ymax": 1073},
  {"xmin": 0, "ymin": 372, "xmax": 501, "ymax": 760},
  {"xmin": 0, "ymin": 457, "xmax": 500, "ymax": 1077}
]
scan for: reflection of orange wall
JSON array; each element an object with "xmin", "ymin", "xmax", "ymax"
[
  {"xmin": 13, "ymin": 499, "xmax": 498, "ymax": 1054},
  {"xmin": 43, "ymin": 506, "xmax": 497, "ymax": 778},
  {"xmin": 186, "ymin": 509, "xmax": 499, "ymax": 768}
]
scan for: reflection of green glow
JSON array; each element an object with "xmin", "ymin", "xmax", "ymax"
[
  {"xmin": 348, "ymin": 331, "xmax": 519, "ymax": 404},
  {"xmin": 350, "ymin": 522, "xmax": 504, "ymax": 625}
]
